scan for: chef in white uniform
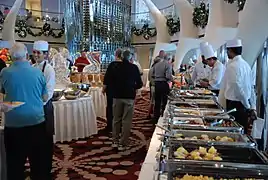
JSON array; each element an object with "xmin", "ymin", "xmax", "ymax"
[
  {"xmin": 32, "ymin": 40, "xmax": 55, "ymax": 179},
  {"xmin": 199, "ymin": 45, "xmax": 225, "ymax": 96},
  {"xmin": 191, "ymin": 42, "xmax": 211, "ymax": 87},
  {"xmin": 219, "ymin": 39, "xmax": 256, "ymax": 134}
]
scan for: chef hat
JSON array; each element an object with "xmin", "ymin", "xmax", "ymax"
[
  {"xmin": 200, "ymin": 41, "xmax": 209, "ymax": 55},
  {"xmin": 226, "ymin": 39, "xmax": 242, "ymax": 48},
  {"xmin": 0, "ymin": 41, "xmax": 12, "ymax": 49},
  {"xmin": 203, "ymin": 45, "xmax": 216, "ymax": 59},
  {"xmin": 33, "ymin": 40, "xmax": 49, "ymax": 51}
]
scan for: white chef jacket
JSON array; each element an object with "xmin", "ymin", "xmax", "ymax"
[
  {"xmin": 208, "ymin": 61, "xmax": 225, "ymax": 90},
  {"xmin": 220, "ymin": 55, "xmax": 256, "ymax": 109},
  {"xmin": 33, "ymin": 60, "xmax": 56, "ymax": 105},
  {"xmin": 191, "ymin": 61, "xmax": 211, "ymax": 85}
]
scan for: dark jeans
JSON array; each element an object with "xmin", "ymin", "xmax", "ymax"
[
  {"xmin": 154, "ymin": 81, "xmax": 170, "ymax": 123},
  {"xmin": 226, "ymin": 99, "xmax": 248, "ymax": 134},
  {"xmin": 106, "ymin": 92, "xmax": 113, "ymax": 132},
  {"xmin": 43, "ymin": 99, "xmax": 54, "ymax": 177},
  {"xmin": 4, "ymin": 122, "xmax": 52, "ymax": 180}
]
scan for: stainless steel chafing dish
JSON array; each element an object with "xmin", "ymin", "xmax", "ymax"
[
  {"xmin": 164, "ymin": 141, "xmax": 268, "ymax": 166},
  {"xmin": 162, "ymin": 129, "xmax": 256, "ymax": 147},
  {"xmin": 170, "ymin": 100, "xmax": 221, "ymax": 109},
  {"xmin": 167, "ymin": 116, "xmax": 244, "ymax": 134},
  {"xmin": 158, "ymin": 163, "xmax": 268, "ymax": 180}
]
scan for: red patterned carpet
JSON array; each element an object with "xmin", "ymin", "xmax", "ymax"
[{"xmin": 28, "ymin": 92, "xmax": 153, "ymax": 180}]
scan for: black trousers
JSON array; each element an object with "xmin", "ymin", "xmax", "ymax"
[
  {"xmin": 106, "ymin": 92, "xmax": 113, "ymax": 132},
  {"xmin": 226, "ymin": 99, "xmax": 248, "ymax": 134},
  {"xmin": 43, "ymin": 100, "xmax": 54, "ymax": 179},
  {"xmin": 4, "ymin": 122, "xmax": 51, "ymax": 180},
  {"xmin": 154, "ymin": 81, "xmax": 170, "ymax": 123},
  {"xmin": 257, "ymin": 94, "xmax": 265, "ymax": 150}
]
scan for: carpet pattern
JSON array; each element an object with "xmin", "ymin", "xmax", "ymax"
[{"xmin": 28, "ymin": 92, "xmax": 153, "ymax": 180}]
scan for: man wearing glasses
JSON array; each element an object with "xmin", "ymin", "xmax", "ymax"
[{"xmin": 32, "ymin": 40, "xmax": 55, "ymax": 179}]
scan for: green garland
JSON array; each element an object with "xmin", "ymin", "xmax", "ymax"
[
  {"xmin": 192, "ymin": 2, "xmax": 209, "ymax": 29},
  {"xmin": 0, "ymin": 17, "xmax": 64, "ymax": 39},
  {"xmin": 131, "ymin": 16, "xmax": 180, "ymax": 40},
  {"xmin": 224, "ymin": 0, "xmax": 246, "ymax": 12}
]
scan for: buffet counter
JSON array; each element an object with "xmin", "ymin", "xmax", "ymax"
[
  {"xmin": 53, "ymin": 96, "xmax": 97, "ymax": 142},
  {"xmin": 139, "ymin": 88, "xmax": 268, "ymax": 180},
  {"xmin": 138, "ymin": 117, "xmax": 164, "ymax": 180}
]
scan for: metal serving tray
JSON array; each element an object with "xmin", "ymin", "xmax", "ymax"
[
  {"xmin": 173, "ymin": 108, "xmax": 202, "ymax": 116},
  {"xmin": 172, "ymin": 117, "xmax": 204, "ymax": 125},
  {"xmin": 169, "ymin": 117, "xmax": 244, "ymax": 134},
  {"xmin": 166, "ymin": 142, "xmax": 268, "ymax": 165},
  {"xmin": 171, "ymin": 101, "xmax": 220, "ymax": 109},
  {"xmin": 160, "ymin": 164, "xmax": 268, "ymax": 180},
  {"xmin": 166, "ymin": 129, "xmax": 256, "ymax": 147}
]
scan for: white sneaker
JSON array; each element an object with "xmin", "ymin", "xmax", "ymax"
[
  {"xmin": 118, "ymin": 145, "xmax": 125, "ymax": 151},
  {"xmin": 118, "ymin": 145, "xmax": 130, "ymax": 151},
  {"xmin": 112, "ymin": 142, "xmax": 118, "ymax": 148}
]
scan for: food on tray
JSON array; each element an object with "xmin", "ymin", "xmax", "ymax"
[
  {"xmin": 176, "ymin": 109, "xmax": 200, "ymax": 115},
  {"xmin": 205, "ymin": 120, "xmax": 233, "ymax": 127},
  {"xmin": 174, "ymin": 133, "xmax": 235, "ymax": 142},
  {"xmin": 2, "ymin": 101, "xmax": 25, "ymax": 108},
  {"xmin": 203, "ymin": 89, "xmax": 212, "ymax": 94},
  {"xmin": 175, "ymin": 174, "xmax": 214, "ymax": 180},
  {"xmin": 174, "ymin": 146, "xmax": 222, "ymax": 161},
  {"xmin": 173, "ymin": 117, "xmax": 204, "ymax": 126}
]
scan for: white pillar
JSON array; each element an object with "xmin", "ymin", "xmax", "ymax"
[
  {"xmin": 236, "ymin": 0, "xmax": 268, "ymax": 67},
  {"xmin": 2, "ymin": 0, "xmax": 23, "ymax": 44},
  {"xmin": 203, "ymin": 0, "xmax": 238, "ymax": 51},
  {"xmin": 173, "ymin": 0, "xmax": 199, "ymax": 70},
  {"xmin": 142, "ymin": 0, "xmax": 171, "ymax": 61}
]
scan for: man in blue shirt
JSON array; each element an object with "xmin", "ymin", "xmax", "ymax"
[{"xmin": 0, "ymin": 42, "xmax": 51, "ymax": 180}]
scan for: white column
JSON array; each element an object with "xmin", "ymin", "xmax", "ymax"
[
  {"xmin": 2, "ymin": 0, "xmax": 24, "ymax": 44},
  {"xmin": 142, "ymin": 0, "xmax": 171, "ymax": 61},
  {"xmin": 236, "ymin": 0, "xmax": 268, "ymax": 67},
  {"xmin": 173, "ymin": 0, "xmax": 199, "ymax": 70},
  {"xmin": 203, "ymin": 0, "xmax": 238, "ymax": 51}
]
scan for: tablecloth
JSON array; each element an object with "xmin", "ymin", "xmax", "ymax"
[
  {"xmin": 89, "ymin": 87, "xmax": 106, "ymax": 118},
  {"xmin": 53, "ymin": 96, "xmax": 98, "ymax": 142},
  {"xmin": 0, "ymin": 127, "xmax": 6, "ymax": 180},
  {"xmin": 142, "ymin": 69, "xmax": 149, "ymax": 87},
  {"xmin": 138, "ymin": 112, "xmax": 166, "ymax": 180}
]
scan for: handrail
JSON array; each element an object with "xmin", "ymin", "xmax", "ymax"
[{"xmin": 0, "ymin": 3, "xmax": 63, "ymax": 14}]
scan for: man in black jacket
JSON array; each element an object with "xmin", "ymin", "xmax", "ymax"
[{"xmin": 104, "ymin": 50, "xmax": 143, "ymax": 151}]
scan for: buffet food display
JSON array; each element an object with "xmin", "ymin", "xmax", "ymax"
[{"xmin": 156, "ymin": 88, "xmax": 268, "ymax": 180}]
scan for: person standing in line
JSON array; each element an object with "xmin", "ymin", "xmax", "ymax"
[
  {"xmin": 199, "ymin": 45, "xmax": 226, "ymax": 96},
  {"xmin": 219, "ymin": 39, "xmax": 256, "ymax": 134},
  {"xmin": 109, "ymin": 50, "xmax": 143, "ymax": 151},
  {"xmin": 32, "ymin": 40, "xmax": 55, "ymax": 179},
  {"xmin": 192, "ymin": 42, "xmax": 212, "ymax": 87},
  {"xmin": 1, "ymin": 42, "xmax": 49, "ymax": 180},
  {"xmin": 102, "ymin": 48, "xmax": 123, "ymax": 133},
  {"xmin": 152, "ymin": 51, "xmax": 173, "ymax": 124},
  {"xmin": 147, "ymin": 56, "xmax": 162, "ymax": 118}
]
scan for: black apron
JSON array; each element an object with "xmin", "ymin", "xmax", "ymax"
[{"xmin": 42, "ymin": 62, "xmax": 55, "ymax": 135}]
